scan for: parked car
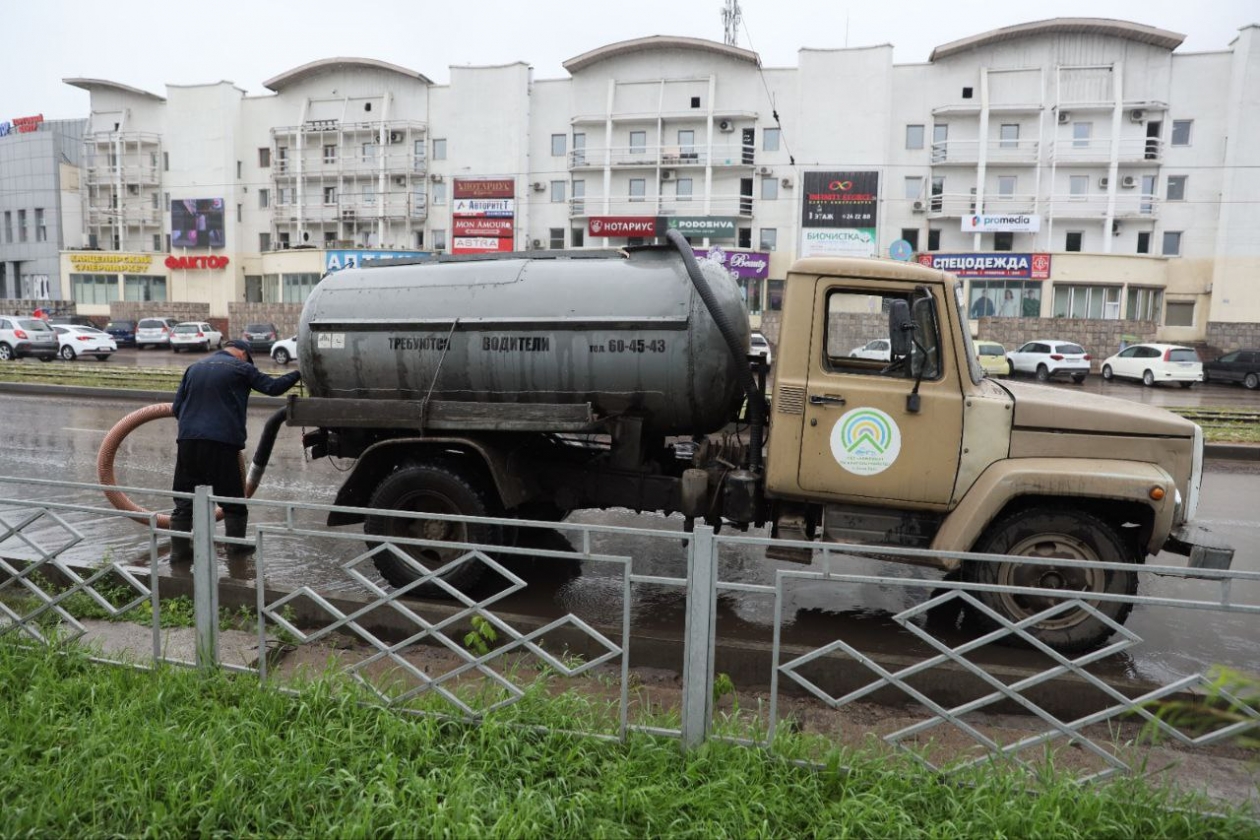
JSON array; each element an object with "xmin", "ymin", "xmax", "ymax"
[
  {"xmin": 974, "ymin": 340, "xmax": 1011, "ymax": 377},
  {"xmin": 52, "ymin": 325, "xmax": 117, "ymax": 361},
  {"xmin": 169, "ymin": 322, "xmax": 223, "ymax": 353},
  {"xmin": 1101, "ymin": 343, "xmax": 1202, "ymax": 388},
  {"xmin": 271, "ymin": 335, "xmax": 298, "ymax": 365},
  {"xmin": 47, "ymin": 316, "xmax": 99, "ymax": 329},
  {"xmin": 1203, "ymin": 348, "xmax": 1260, "ymax": 390},
  {"xmin": 749, "ymin": 331, "xmax": 773, "ymax": 367},
  {"xmin": 242, "ymin": 322, "xmax": 280, "ymax": 354},
  {"xmin": 0, "ymin": 316, "xmax": 57, "ymax": 361},
  {"xmin": 849, "ymin": 339, "xmax": 892, "ymax": 361},
  {"xmin": 136, "ymin": 317, "xmax": 180, "ymax": 350},
  {"xmin": 104, "ymin": 319, "xmax": 138, "ymax": 348},
  {"xmin": 1007, "ymin": 340, "xmax": 1090, "ymax": 384}
]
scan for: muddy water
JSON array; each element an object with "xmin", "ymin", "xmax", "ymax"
[{"xmin": 0, "ymin": 391, "xmax": 1256, "ymax": 685}]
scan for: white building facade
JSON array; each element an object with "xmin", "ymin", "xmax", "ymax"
[{"xmin": 47, "ymin": 18, "xmax": 1260, "ymax": 350}]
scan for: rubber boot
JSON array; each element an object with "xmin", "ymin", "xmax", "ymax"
[
  {"xmin": 169, "ymin": 513, "xmax": 193, "ymax": 565},
  {"xmin": 224, "ymin": 513, "xmax": 255, "ymax": 559}
]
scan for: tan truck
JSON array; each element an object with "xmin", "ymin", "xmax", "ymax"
[{"xmin": 287, "ymin": 234, "xmax": 1233, "ymax": 653}]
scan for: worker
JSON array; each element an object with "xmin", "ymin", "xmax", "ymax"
[{"xmin": 169, "ymin": 338, "xmax": 301, "ymax": 564}]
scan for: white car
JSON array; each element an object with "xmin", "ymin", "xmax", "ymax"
[
  {"xmin": 849, "ymin": 339, "xmax": 892, "ymax": 361},
  {"xmin": 1007, "ymin": 340, "xmax": 1090, "ymax": 384},
  {"xmin": 271, "ymin": 335, "xmax": 298, "ymax": 365},
  {"xmin": 1102, "ymin": 343, "xmax": 1202, "ymax": 388},
  {"xmin": 169, "ymin": 322, "xmax": 223, "ymax": 353},
  {"xmin": 52, "ymin": 325, "xmax": 116, "ymax": 361},
  {"xmin": 0, "ymin": 316, "xmax": 58, "ymax": 361},
  {"xmin": 135, "ymin": 317, "xmax": 179, "ymax": 350},
  {"xmin": 749, "ymin": 332, "xmax": 773, "ymax": 367}
]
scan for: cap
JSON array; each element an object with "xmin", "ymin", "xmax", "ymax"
[{"xmin": 224, "ymin": 339, "xmax": 254, "ymax": 364}]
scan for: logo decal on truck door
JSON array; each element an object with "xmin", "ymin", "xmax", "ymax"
[{"xmin": 830, "ymin": 407, "xmax": 902, "ymax": 476}]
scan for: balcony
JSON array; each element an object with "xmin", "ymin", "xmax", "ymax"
[
  {"xmin": 568, "ymin": 193, "xmax": 753, "ymax": 218},
  {"xmin": 86, "ymin": 205, "xmax": 162, "ymax": 227},
  {"xmin": 930, "ymin": 139, "xmax": 1040, "ymax": 166},
  {"xmin": 271, "ymin": 193, "xmax": 425, "ymax": 225},
  {"xmin": 975, "ymin": 193, "xmax": 1039, "ymax": 214},
  {"xmin": 1049, "ymin": 193, "xmax": 1160, "ymax": 219},
  {"xmin": 570, "ymin": 143, "xmax": 754, "ymax": 170},
  {"xmin": 1049, "ymin": 137, "xmax": 1163, "ymax": 165}
]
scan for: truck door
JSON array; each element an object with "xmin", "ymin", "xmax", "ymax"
[{"xmin": 798, "ymin": 280, "xmax": 964, "ymax": 506}]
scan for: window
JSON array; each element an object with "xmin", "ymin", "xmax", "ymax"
[
  {"xmin": 1066, "ymin": 231, "xmax": 1083, "ymax": 252},
  {"xmin": 549, "ymin": 227, "xmax": 564, "ymax": 249},
  {"xmin": 153, "ymin": 234, "xmax": 161, "ymax": 251},
  {"xmin": 323, "ymin": 186, "xmax": 336, "ymax": 205},
  {"xmin": 763, "ymin": 128, "xmax": 781, "ymax": 151},
  {"xmin": 323, "ymin": 144, "xmax": 336, "ymax": 164},
  {"xmin": 1170, "ymin": 120, "xmax": 1192, "ymax": 146},
  {"xmin": 928, "ymin": 229, "xmax": 941, "ymax": 251},
  {"xmin": 690, "ymin": 96, "xmax": 701, "ymax": 109},
  {"xmin": 551, "ymin": 134, "xmax": 566, "ymax": 156},
  {"xmin": 572, "ymin": 179, "xmax": 585, "ymax": 213},
  {"xmin": 281, "ymin": 273, "xmax": 322, "ymax": 304},
  {"xmin": 123, "ymin": 275, "xmax": 167, "ymax": 302},
  {"xmin": 1127, "ymin": 287, "xmax": 1163, "ymax": 321},
  {"xmin": 1069, "ymin": 175, "xmax": 1088, "ymax": 199},
  {"xmin": 825, "ymin": 288, "xmax": 941, "ymax": 380},
  {"xmin": 259, "ymin": 188, "xmax": 269, "ymax": 209},
  {"xmin": 259, "ymin": 232, "xmax": 271, "ymax": 251},
  {"xmin": 761, "ymin": 177, "xmax": 778, "ymax": 200},
  {"xmin": 244, "ymin": 276, "xmax": 262, "ymax": 303},
  {"xmin": 1140, "ymin": 174, "xmax": 1156, "ymax": 214},
  {"xmin": 760, "ymin": 228, "xmax": 777, "ymax": 251},
  {"xmin": 999, "ymin": 124, "xmax": 1019, "ymax": 148},
  {"xmin": 1072, "ymin": 122, "xmax": 1092, "ymax": 148},
  {"xmin": 163, "ymin": 152, "xmax": 169, "ymax": 171},
  {"xmin": 1136, "ymin": 231, "xmax": 1151, "ymax": 254},
  {"xmin": 1165, "ymin": 301, "xmax": 1195, "ymax": 326},
  {"xmin": 971, "ymin": 281, "xmax": 1041, "ymax": 318},
  {"xmin": 2, "ymin": 211, "xmax": 9, "ymax": 243},
  {"xmin": 236, "ymin": 160, "xmax": 242, "ymax": 179},
  {"xmin": 932, "ymin": 124, "xmax": 948, "ymax": 162},
  {"xmin": 278, "ymin": 187, "xmax": 293, "ymax": 205},
  {"xmin": 1053, "ymin": 285, "xmax": 1121, "ymax": 319},
  {"xmin": 904, "ymin": 176, "xmax": 923, "ymax": 200},
  {"xmin": 1166, "ymin": 175, "xmax": 1187, "ymax": 201},
  {"xmin": 432, "ymin": 138, "xmax": 447, "ymax": 160},
  {"xmin": 572, "ymin": 133, "xmax": 586, "ymax": 166},
  {"xmin": 551, "ymin": 180, "xmax": 565, "ymax": 203},
  {"xmin": 152, "ymin": 192, "xmax": 160, "ymax": 209},
  {"xmin": 432, "ymin": 182, "xmax": 446, "ymax": 205},
  {"xmin": 678, "ymin": 130, "xmax": 695, "ymax": 157},
  {"xmin": 258, "ymin": 147, "xmax": 270, "ymax": 167},
  {"xmin": 433, "ymin": 229, "xmax": 447, "ymax": 250},
  {"xmin": 237, "ymin": 203, "xmax": 243, "ymax": 223},
  {"xmin": 905, "ymin": 124, "xmax": 924, "ymax": 150},
  {"xmin": 361, "ymin": 143, "xmax": 377, "ymax": 162},
  {"xmin": 1162, "ymin": 231, "xmax": 1182, "ymax": 256},
  {"xmin": 277, "ymin": 232, "xmax": 290, "ymax": 248},
  {"xmin": 900, "ymin": 228, "xmax": 919, "ymax": 251},
  {"xmin": 997, "ymin": 176, "xmax": 1016, "ymax": 196},
  {"xmin": 70, "ymin": 274, "xmax": 119, "ymax": 305},
  {"xmin": 414, "ymin": 139, "xmax": 426, "ymax": 162},
  {"xmin": 629, "ymin": 131, "xmax": 646, "ymax": 153},
  {"xmin": 930, "ymin": 176, "xmax": 944, "ymax": 212},
  {"xmin": 34, "ymin": 208, "xmax": 46, "ymax": 242},
  {"xmin": 363, "ymin": 184, "xmax": 375, "ymax": 205},
  {"xmin": 962, "ymin": 86, "xmax": 973, "ymax": 99},
  {"xmin": 629, "ymin": 178, "xmax": 646, "ymax": 202},
  {"xmin": 994, "ymin": 231, "xmax": 1013, "ymax": 251},
  {"xmin": 17, "ymin": 210, "xmax": 26, "ymax": 242},
  {"xmin": 323, "ymin": 231, "xmax": 336, "ymax": 245},
  {"xmin": 676, "ymin": 178, "xmax": 693, "ymax": 202}
]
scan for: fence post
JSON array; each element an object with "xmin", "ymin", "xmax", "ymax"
[
  {"xmin": 681, "ymin": 523, "xmax": 718, "ymax": 749},
  {"xmin": 191, "ymin": 484, "xmax": 219, "ymax": 670}
]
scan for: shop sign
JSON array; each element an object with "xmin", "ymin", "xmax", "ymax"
[
  {"xmin": 961, "ymin": 213, "xmax": 1041, "ymax": 233},
  {"xmin": 917, "ymin": 252, "xmax": 1051, "ymax": 279},
  {"xmin": 452, "ymin": 198, "xmax": 515, "ymax": 217},
  {"xmin": 453, "ymin": 236, "xmax": 514, "ymax": 253},
  {"xmin": 588, "ymin": 216, "xmax": 659, "ymax": 237},
  {"xmin": 667, "ymin": 216, "xmax": 737, "ymax": 237},
  {"xmin": 325, "ymin": 249, "xmax": 427, "ymax": 272},
  {"xmin": 453, "ymin": 218, "xmax": 515, "ymax": 238},
  {"xmin": 453, "ymin": 178, "xmax": 515, "ymax": 199},
  {"xmin": 801, "ymin": 171, "xmax": 879, "ymax": 228},
  {"xmin": 304, "ymin": 119, "xmax": 338, "ymax": 132},
  {"xmin": 800, "ymin": 228, "xmax": 876, "ymax": 258},
  {"xmin": 165, "ymin": 254, "xmax": 230, "ymax": 270},
  {"xmin": 0, "ymin": 114, "xmax": 44, "ymax": 137},
  {"xmin": 693, "ymin": 248, "xmax": 769, "ymax": 280},
  {"xmin": 69, "ymin": 252, "xmax": 153, "ymax": 273}
]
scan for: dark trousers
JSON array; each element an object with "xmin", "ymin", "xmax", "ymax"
[{"xmin": 172, "ymin": 439, "xmax": 247, "ymax": 522}]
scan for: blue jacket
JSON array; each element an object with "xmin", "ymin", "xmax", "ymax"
[{"xmin": 172, "ymin": 351, "xmax": 301, "ymax": 449}]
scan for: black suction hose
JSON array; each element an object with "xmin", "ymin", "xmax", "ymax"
[
  {"xmin": 665, "ymin": 229, "xmax": 768, "ymax": 472},
  {"xmin": 246, "ymin": 407, "xmax": 289, "ymax": 490}
]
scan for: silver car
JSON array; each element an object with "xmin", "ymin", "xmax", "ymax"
[{"xmin": 136, "ymin": 317, "xmax": 179, "ymax": 350}]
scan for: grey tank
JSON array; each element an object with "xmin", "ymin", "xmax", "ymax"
[{"xmin": 297, "ymin": 248, "xmax": 750, "ymax": 435}]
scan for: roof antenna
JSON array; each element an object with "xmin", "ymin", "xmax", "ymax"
[{"xmin": 722, "ymin": 0, "xmax": 742, "ymax": 47}]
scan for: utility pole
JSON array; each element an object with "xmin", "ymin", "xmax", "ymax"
[{"xmin": 722, "ymin": 0, "xmax": 741, "ymax": 47}]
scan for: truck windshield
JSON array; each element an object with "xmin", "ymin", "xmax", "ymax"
[{"xmin": 954, "ymin": 285, "xmax": 984, "ymax": 385}]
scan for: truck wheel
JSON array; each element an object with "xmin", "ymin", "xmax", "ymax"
[
  {"xmin": 1142, "ymin": 370, "xmax": 1155, "ymax": 387},
  {"xmin": 363, "ymin": 463, "xmax": 501, "ymax": 592},
  {"xmin": 1035, "ymin": 364, "xmax": 1050, "ymax": 382},
  {"xmin": 1245, "ymin": 373, "xmax": 1259, "ymax": 390},
  {"xmin": 963, "ymin": 508, "xmax": 1137, "ymax": 653}
]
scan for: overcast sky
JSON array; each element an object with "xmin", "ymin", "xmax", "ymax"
[{"xmin": 2, "ymin": 0, "xmax": 1255, "ymax": 119}]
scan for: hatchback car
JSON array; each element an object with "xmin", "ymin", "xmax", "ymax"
[
  {"xmin": 104, "ymin": 319, "xmax": 138, "ymax": 348},
  {"xmin": 52, "ymin": 325, "xmax": 117, "ymax": 361},
  {"xmin": 169, "ymin": 322, "xmax": 223, "ymax": 352},
  {"xmin": 1203, "ymin": 349, "xmax": 1260, "ymax": 390},
  {"xmin": 271, "ymin": 335, "xmax": 298, "ymax": 365},
  {"xmin": 1007, "ymin": 340, "xmax": 1090, "ymax": 383},
  {"xmin": 1102, "ymin": 343, "xmax": 1202, "ymax": 388},
  {"xmin": 848, "ymin": 339, "xmax": 892, "ymax": 361},
  {"xmin": 242, "ymin": 323, "xmax": 280, "ymax": 354},
  {"xmin": 136, "ymin": 317, "xmax": 180, "ymax": 350},
  {"xmin": 0, "ymin": 316, "xmax": 57, "ymax": 361},
  {"xmin": 974, "ymin": 340, "xmax": 1011, "ymax": 377},
  {"xmin": 749, "ymin": 332, "xmax": 773, "ymax": 367}
]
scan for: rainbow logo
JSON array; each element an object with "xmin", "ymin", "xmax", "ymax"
[{"xmin": 829, "ymin": 407, "xmax": 902, "ymax": 476}]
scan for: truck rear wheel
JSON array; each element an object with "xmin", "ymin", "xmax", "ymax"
[
  {"xmin": 363, "ymin": 463, "xmax": 501, "ymax": 592},
  {"xmin": 963, "ymin": 508, "xmax": 1137, "ymax": 653}
]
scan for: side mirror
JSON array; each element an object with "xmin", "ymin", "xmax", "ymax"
[{"xmin": 888, "ymin": 299, "xmax": 912, "ymax": 358}]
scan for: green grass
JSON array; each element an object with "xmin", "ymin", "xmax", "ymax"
[{"xmin": 0, "ymin": 641, "xmax": 1252, "ymax": 838}]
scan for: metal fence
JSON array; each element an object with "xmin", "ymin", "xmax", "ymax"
[{"xmin": 1, "ymin": 474, "xmax": 1257, "ymax": 787}]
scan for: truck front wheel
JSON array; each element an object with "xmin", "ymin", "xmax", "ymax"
[
  {"xmin": 963, "ymin": 508, "xmax": 1137, "ymax": 653},
  {"xmin": 363, "ymin": 463, "xmax": 501, "ymax": 592}
]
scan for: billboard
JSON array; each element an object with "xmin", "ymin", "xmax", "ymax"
[
  {"xmin": 171, "ymin": 198, "xmax": 226, "ymax": 248},
  {"xmin": 800, "ymin": 171, "xmax": 879, "ymax": 258},
  {"xmin": 325, "ymin": 250, "xmax": 428, "ymax": 272}
]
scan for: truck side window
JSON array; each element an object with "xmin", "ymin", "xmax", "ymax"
[{"xmin": 823, "ymin": 288, "xmax": 941, "ymax": 380}]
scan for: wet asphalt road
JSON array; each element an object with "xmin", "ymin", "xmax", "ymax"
[{"xmin": 0, "ymin": 386, "xmax": 1256, "ymax": 685}]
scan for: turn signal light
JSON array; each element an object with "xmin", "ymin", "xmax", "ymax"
[{"xmin": 1149, "ymin": 486, "xmax": 1165, "ymax": 501}]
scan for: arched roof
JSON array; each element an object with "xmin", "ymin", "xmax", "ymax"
[
  {"xmin": 263, "ymin": 57, "xmax": 432, "ymax": 91},
  {"xmin": 564, "ymin": 36, "xmax": 759, "ymax": 74},
  {"xmin": 930, "ymin": 18, "xmax": 1185, "ymax": 62},
  {"xmin": 63, "ymin": 78, "xmax": 165, "ymax": 102}
]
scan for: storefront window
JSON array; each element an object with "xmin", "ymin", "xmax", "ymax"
[
  {"xmin": 767, "ymin": 279, "xmax": 784, "ymax": 312},
  {"xmin": 741, "ymin": 277, "xmax": 762, "ymax": 314},
  {"xmin": 968, "ymin": 280, "xmax": 1041, "ymax": 318},
  {"xmin": 1052, "ymin": 284, "xmax": 1121, "ymax": 319},
  {"xmin": 123, "ymin": 275, "xmax": 167, "ymax": 302},
  {"xmin": 70, "ymin": 274, "xmax": 119, "ymax": 305},
  {"xmin": 1126, "ymin": 287, "xmax": 1163, "ymax": 322},
  {"xmin": 282, "ymin": 273, "xmax": 321, "ymax": 304}
]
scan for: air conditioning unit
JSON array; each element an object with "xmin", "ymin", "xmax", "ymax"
[
  {"xmin": 531, "ymin": 238, "xmax": 543, "ymax": 248},
  {"xmin": 389, "ymin": 131, "xmax": 403, "ymax": 144},
  {"xmin": 912, "ymin": 200, "xmax": 926, "ymax": 213},
  {"xmin": 531, "ymin": 181, "xmax": 546, "ymax": 192},
  {"xmin": 393, "ymin": 176, "xmax": 406, "ymax": 186},
  {"xmin": 756, "ymin": 165, "xmax": 773, "ymax": 176},
  {"xmin": 1099, "ymin": 176, "xmax": 1110, "ymax": 188},
  {"xmin": 661, "ymin": 169, "xmax": 675, "ymax": 181},
  {"xmin": 1120, "ymin": 175, "xmax": 1137, "ymax": 188},
  {"xmin": 717, "ymin": 119, "xmax": 734, "ymax": 133},
  {"xmin": 780, "ymin": 177, "xmax": 793, "ymax": 188},
  {"xmin": 1057, "ymin": 111, "xmax": 1071, "ymax": 124},
  {"xmin": 1129, "ymin": 109, "xmax": 1146, "ymax": 123},
  {"xmin": 429, "ymin": 173, "xmax": 443, "ymax": 183}
]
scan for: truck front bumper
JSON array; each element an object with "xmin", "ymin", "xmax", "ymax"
[{"xmin": 1164, "ymin": 520, "xmax": 1234, "ymax": 575}]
